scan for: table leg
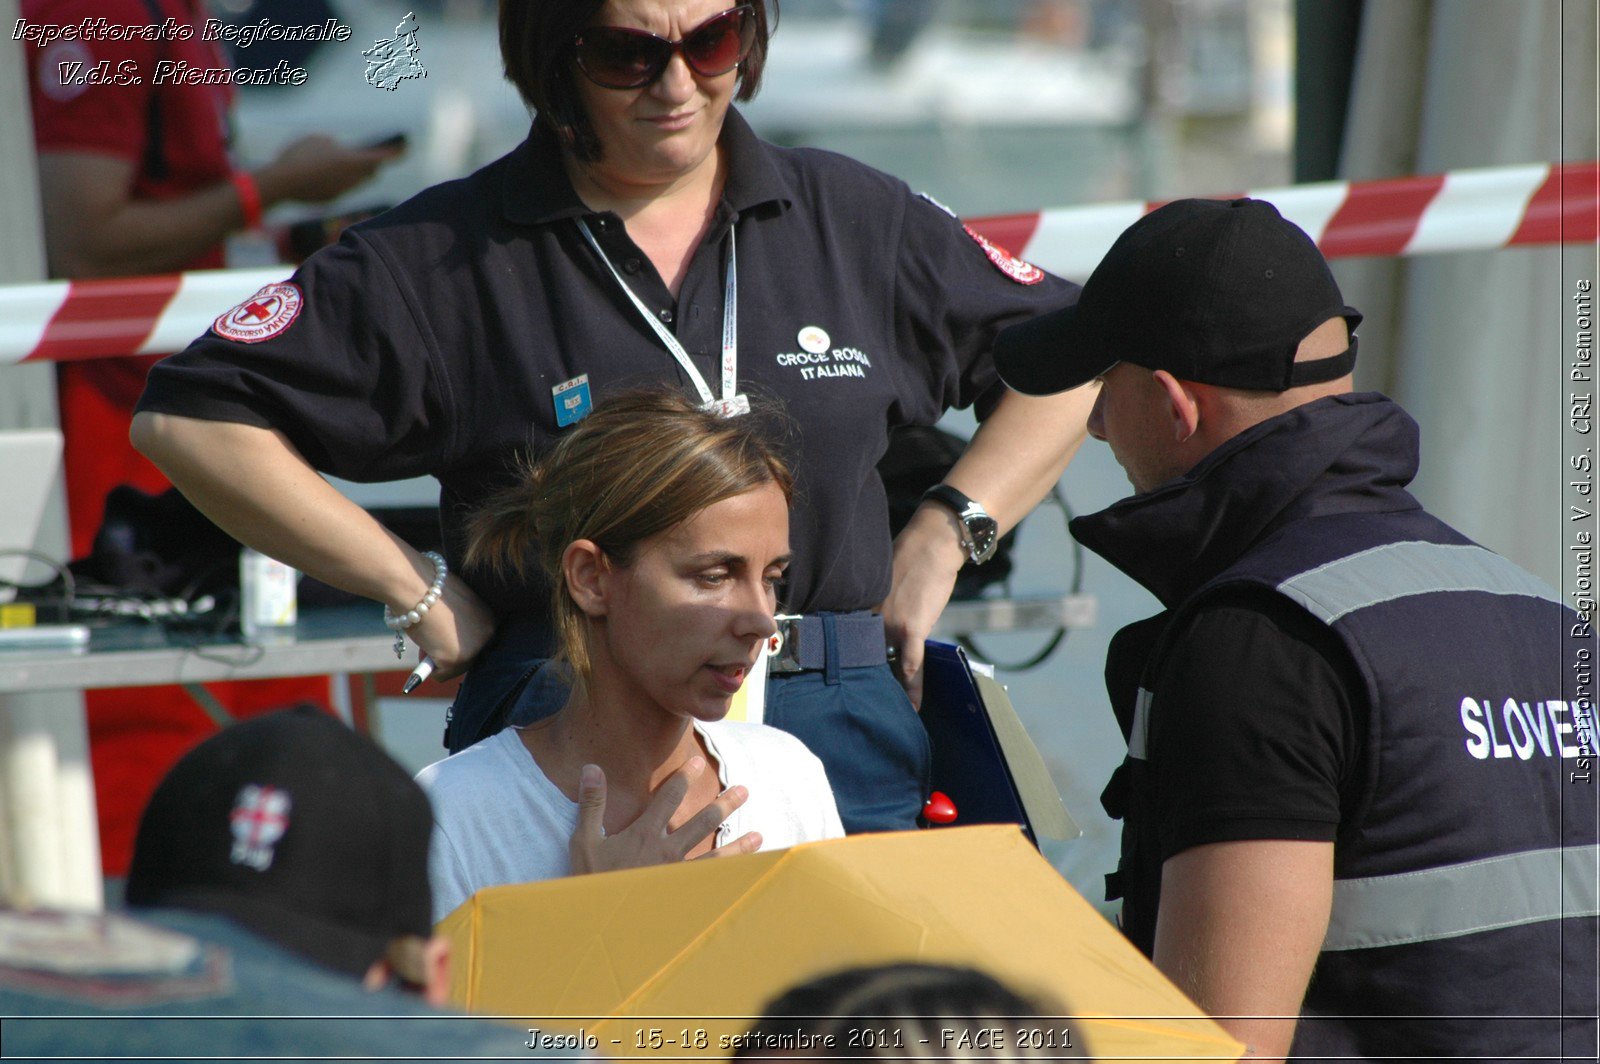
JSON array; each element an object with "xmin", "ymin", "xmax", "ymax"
[{"xmin": 0, "ymin": 689, "xmax": 102, "ymax": 911}]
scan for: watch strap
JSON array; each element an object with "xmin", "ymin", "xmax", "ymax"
[
  {"xmin": 920, "ymin": 484, "xmax": 998, "ymax": 563},
  {"xmin": 921, "ymin": 484, "xmax": 978, "ymax": 532}
]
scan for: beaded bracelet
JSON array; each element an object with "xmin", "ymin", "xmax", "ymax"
[{"xmin": 384, "ymin": 551, "xmax": 447, "ymax": 658}]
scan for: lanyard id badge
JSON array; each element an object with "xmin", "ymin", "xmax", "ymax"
[
  {"xmin": 578, "ymin": 218, "xmax": 748, "ymax": 417},
  {"xmin": 552, "ymin": 373, "xmax": 594, "ymax": 427}
]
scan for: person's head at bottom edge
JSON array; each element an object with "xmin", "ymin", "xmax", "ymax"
[{"xmin": 736, "ymin": 962, "xmax": 1087, "ymax": 1059}]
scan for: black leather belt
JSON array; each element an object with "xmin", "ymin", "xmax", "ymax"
[{"xmin": 769, "ymin": 611, "xmax": 889, "ymax": 674}]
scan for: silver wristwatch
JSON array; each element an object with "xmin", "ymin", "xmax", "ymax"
[{"xmin": 920, "ymin": 484, "xmax": 1000, "ymax": 565}]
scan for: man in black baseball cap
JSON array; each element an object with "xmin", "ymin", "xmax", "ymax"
[
  {"xmin": 994, "ymin": 199, "xmax": 1594, "ymax": 1060},
  {"xmin": 996, "ymin": 197, "xmax": 1362, "ymax": 494},
  {"xmin": 125, "ymin": 705, "xmax": 448, "ymax": 1003}
]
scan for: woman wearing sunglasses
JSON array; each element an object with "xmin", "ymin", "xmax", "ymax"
[
  {"xmin": 132, "ymin": 0, "xmax": 1095, "ymax": 836},
  {"xmin": 417, "ymin": 388, "xmax": 842, "ymax": 921}
]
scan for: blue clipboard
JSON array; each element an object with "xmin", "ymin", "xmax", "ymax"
[{"xmin": 919, "ymin": 640, "xmax": 1038, "ymax": 845}]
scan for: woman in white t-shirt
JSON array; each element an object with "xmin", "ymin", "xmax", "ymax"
[{"xmin": 417, "ymin": 389, "xmax": 843, "ymax": 922}]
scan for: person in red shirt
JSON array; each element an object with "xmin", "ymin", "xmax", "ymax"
[{"xmin": 23, "ymin": 0, "xmax": 401, "ymax": 877}]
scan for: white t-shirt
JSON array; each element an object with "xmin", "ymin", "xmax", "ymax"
[{"xmin": 416, "ymin": 720, "xmax": 844, "ymax": 923}]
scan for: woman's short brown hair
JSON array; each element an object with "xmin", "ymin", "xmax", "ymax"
[
  {"xmin": 498, "ymin": 0, "xmax": 779, "ymax": 161},
  {"xmin": 465, "ymin": 387, "xmax": 794, "ymax": 684}
]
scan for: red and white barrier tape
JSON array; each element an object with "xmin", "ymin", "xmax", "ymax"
[
  {"xmin": 976, "ymin": 160, "xmax": 1598, "ymax": 283},
  {"xmin": 1, "ymin": 266, "xmax": 287, "ymax": 368},
  {"xmin": 1, "ymin": 161, "xmax": 1595, "ymax": 367}
]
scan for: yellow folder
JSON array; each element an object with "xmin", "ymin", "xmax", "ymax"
[{"xmin": 439, "ymin": 825, "xmax": 1243, "ymax": 1062}]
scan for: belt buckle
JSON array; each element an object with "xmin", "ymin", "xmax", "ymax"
[{"xmin": 770, "ymin": 613, "xmax": 804, "ymax": 674}]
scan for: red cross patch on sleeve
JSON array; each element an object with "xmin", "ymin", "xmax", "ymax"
[
  {"xmin": 963, "ymin": 224, "xmax": 1044, "ymax": 286},
  {"xmin": 212, "ymin": 283, "xmax": 304, "ymax": 343}
]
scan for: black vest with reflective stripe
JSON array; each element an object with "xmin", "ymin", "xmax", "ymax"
[{"xmin": 1107, "ymin": 507, "xmax": 1598, "ymax": 1061}]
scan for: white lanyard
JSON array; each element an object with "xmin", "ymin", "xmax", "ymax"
[{"xmin": 577, "ymin": 218, "xmax": 747, "ymax": 417}]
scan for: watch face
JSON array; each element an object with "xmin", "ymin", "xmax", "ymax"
[{"xmin": 968, "ymin": 514, "xmax": 1000, "ymax": 564}]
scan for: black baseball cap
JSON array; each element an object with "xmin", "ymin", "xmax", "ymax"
[
  {"xmin": 995, "ymin": 198, "xmax": 1362, "ymax": 395},
  {"xmin": 126, "ymin": 707, "xmax": 434, "ymax": 979}
]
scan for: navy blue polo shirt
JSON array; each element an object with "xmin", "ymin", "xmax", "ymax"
[{"xmin": 138, "ymin": 109, "xmax": 1079, "ymax": 621}]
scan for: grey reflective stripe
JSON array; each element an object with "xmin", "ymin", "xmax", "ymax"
[
  {"xmin": 1127, "ymin": 688, "xmax": 1153, "ymax": 761},
  {"xmin": 1323, "ymin": 845, "xmax": 1600, "ymax": 952},
  {"xmin": 1277, "ymin": 542, "xmax": 1561, "ymax": 625}
]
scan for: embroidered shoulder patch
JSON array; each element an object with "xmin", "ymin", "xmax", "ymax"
[
  {"xmin": 212, "ymin": 283, "xmax": 303, "ymax": 343},
  {"xmin": 963, "ymin": 225, "xmax": 1044, "ymax": 286},
  {"xmin": 37, "ymin": 41, "xmax": 94, "ymax": 103}
]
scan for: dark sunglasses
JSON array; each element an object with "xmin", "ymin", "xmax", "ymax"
[{"xmin": 574, "ymin": 5, "xmax": 757, "ymax": 90}]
